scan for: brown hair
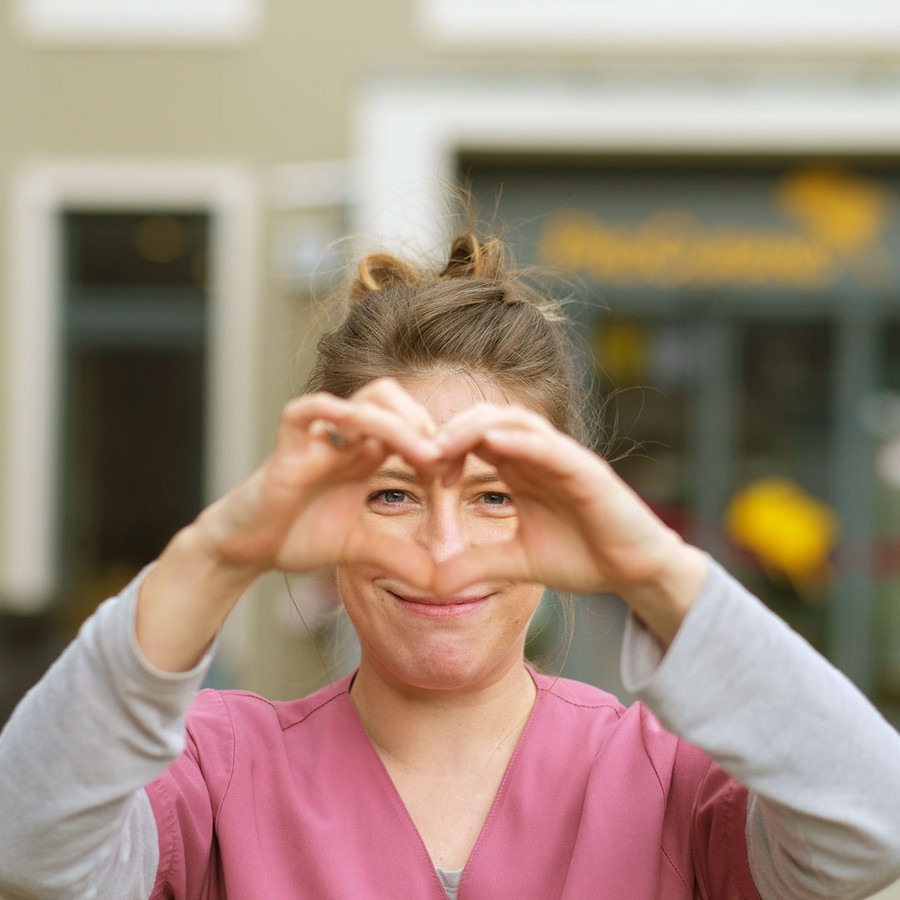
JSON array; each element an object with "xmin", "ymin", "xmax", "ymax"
[{"xmin": 306, "ymin": 233, "xmax": 586, "ymax": 441}]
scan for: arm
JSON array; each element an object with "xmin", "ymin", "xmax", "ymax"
[
  {"xmin": 0, "ymin": 570, "xmax": 211, "ymax": 899},
  {"xmin": 432, "ymin": 406, "xmax": 900, "ymax": 898},
  {"xmin": 622, "ymin": 559, "xmax": 900, "ymax": 900},
  {"xmin": 0, "ymin": 380, "xmax": 443, "ymax": 898},
  {"xmin": 136, "ymin": 384, "xmax": 442, "ymax": 673}
]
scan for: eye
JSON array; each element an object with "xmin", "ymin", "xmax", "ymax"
[
  {"xmin": 366, "ymin": 488, "xmax": 416, "ymax": 515},
  {"xmin": 481, "ymin": 491, "xmax": 512, "ymax": 507},
  {"xmin": 369, "ymin": 488, "xmax": 412, "ymax": 509}
]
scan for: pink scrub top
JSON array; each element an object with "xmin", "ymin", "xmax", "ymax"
[{"xmin": 146, "ymin": 669, "xmax": 759, "ymax": 899}]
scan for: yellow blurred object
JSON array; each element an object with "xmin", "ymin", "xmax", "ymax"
[
  {"xmin": 777, "ymin": 167, "xmax": 888, "ymax": 255},
  {"xmin": 594, "ymin": 321, "xmax": 647, "ymax": 383},
  {"xmin": 725, "ymin": 478, "xmax": 838, "ymax": 591}
]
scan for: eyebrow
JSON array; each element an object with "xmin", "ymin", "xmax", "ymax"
[
  {"xmin": 464, "ymin": 471, "xmax": 505, "ymax": 486},
  {"xmin": 371, "ymin": 467, "xmax": 504, "ymax": 487},
  {"xmin": 371, "ymin": 467, "xmax": 419, "ymax": 485}
]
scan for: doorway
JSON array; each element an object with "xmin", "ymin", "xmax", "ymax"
[{"xmin": 58, "ymin": 210, "xmax": 210, "ymax": 631}]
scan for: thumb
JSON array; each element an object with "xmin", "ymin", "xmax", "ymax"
[
  {"xmin": 433, "ymin": 541, "xmax": 534, "ymax": 598},
  {"xmin": 341, "ymin": 529, "xmax": 436, "ymax": 592}
]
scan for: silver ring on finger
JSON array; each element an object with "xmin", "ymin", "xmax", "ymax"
[{"xmin": 325, "ymin": 425, "xmax": 347, "ymax": 448}]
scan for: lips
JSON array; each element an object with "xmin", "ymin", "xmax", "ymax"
[
  {"xmin": 383, "ymin": 585, "xmax": 494, "ymax": 619},
  {"xmin": 391, "ymin": 591, "xmax": 486, "ymax": 607}
]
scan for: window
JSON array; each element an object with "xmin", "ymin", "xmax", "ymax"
[
  {"xmin": 417, "ymin": 0, "xmax": 900, "ymax": 53},
  {"xmin": 14, "ymin": 0, "xmax": 262, "ymax": 46},
  {"xmin": 59, "ymin": 211, "xmax": 209, "ymax": 630}
]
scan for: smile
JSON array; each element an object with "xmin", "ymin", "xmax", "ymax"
[{"xmin": 388, "ymin": 591, "xmax": 492, "ymax": 619}]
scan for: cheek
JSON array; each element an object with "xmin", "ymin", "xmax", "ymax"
[
  {"xmin": 468, "ymin": 512, "xmax": 518, "ymax": 546},
  {"xmin": 506, "ymin": 585, "xmax": 545, "ymax": 628},
  {"xmin": 363, "ymin": 510, "xmax": 421, "ymax": 541},
  {"xmin": 336, "ymin": 564, "xmax": 377, "ymax": 615}
]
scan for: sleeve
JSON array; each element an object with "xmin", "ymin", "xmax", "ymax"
[
  {"xmin": 145, "ymin": 691, "xmax": 235, "ymax": 900},
  {"xmin": 621, "ymin": 558, "xmax": 900, "ymax": 900},
  {"xmin": 0, "ymin": 569, "xmax": 216, "ymax": 900}
]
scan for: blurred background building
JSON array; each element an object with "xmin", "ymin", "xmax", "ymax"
[{"xmin": 3, "ymin": 0, "xmax": 900, "ymax": 777}]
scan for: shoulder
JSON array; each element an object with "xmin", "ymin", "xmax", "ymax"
[
  {"xmin": 530, "ymin": 669, "xmax": 706, "ymax": 774},
  {"xmin": 531, "ymin": 668, "xmax": 627, "ymax": 713},
  {"xmin": 184, "ymin": 673, "xmax": 355, "ymax": 741},
  {"xmin": 529, "ymin": 669, "xmax": 633, "ymax": 754}
]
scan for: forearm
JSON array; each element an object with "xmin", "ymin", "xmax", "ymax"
[
  {"xmin": 0, "ymin": 572, "xmax": 213, "ymax": 898},
  {"xmin": 137, "ymin": 512, "xmax": 261, "ymax": 673},
  {"xmin": 613, "ymin": 538, "xmax": 709, "ymax": 648},
  {"xmin": 622, "ymin": 560, "xmax": 900, "ymax": 898}
]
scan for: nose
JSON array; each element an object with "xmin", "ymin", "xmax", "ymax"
[{"xmin": 418, "ymin": 499, "xmax": 467, "ymax": 563}]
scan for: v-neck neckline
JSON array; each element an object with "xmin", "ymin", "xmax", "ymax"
[{"xmin": 340, "ymin": 665, "xmax": 543, "ymax": 891}]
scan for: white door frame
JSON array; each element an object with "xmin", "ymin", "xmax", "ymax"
[
  {"xmin": 2, "ymin": 161, "xmax": 259, "ymax": 613},
  {"xmin": 353, "ymin": 74, "xmax": 900, "ymax": 698},
  {"xmin": 354, "ymin": 75, "xmax": 900, "ymax": 253}
]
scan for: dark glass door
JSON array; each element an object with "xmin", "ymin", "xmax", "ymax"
[{"xmin": 58, "ymin": 211, "xmax": 209, "ymax": 632}]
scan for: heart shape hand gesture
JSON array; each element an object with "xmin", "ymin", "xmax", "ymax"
[
  {"xmin": 141, "ymin": 376, "xmax": 707, "ymax": 672},
  {"xmin": 202, "ymin": 378, "xmax": 707, "ymax": 640}
]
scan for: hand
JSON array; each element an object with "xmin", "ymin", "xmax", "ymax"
[
  {"xmin": 196, "ymin": 379, "xmax": 444, "ymax": 589},
  {"xmin": 430, "ymin": 404, "xmax": 708, "ymax": 644},
  {"xmin": 137, "ymin": 379, "xmax": 444, "ymax": 671}
]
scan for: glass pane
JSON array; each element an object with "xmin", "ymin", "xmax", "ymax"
[
  {"xmin": 595, "ymin": 316, "xmax": 692, "ymax": 535},
  {"xmin": 531, "ymin": 314, "xmax": 692, "ymax": 698},
  {"xmin": 59, "ymin": 347, "xmax": 206, "ymax": 631},
  {"xmin": 873, "ymin": 322, "xmax": 900, "ymax": 720},
  {"xmin": 64, "ymin": 211, "xmax": 208, "ymax": 291},
  {"xmin": 726, "ymin": 319, "xmax": 835, "ymax": 652}
]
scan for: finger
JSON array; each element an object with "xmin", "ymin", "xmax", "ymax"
[
  {"xmin": 325, "ymin": 435, "xmax": 392, "ymax": 480},
  {"xmin": 435, "ymin": 404, "xmax": 549, "ymax": 486},
  {"xmin": 309, "ymin": 419, "xmax": 347, "ymax": 448},
  {"xmin": 302, "ymin": 402, "xmax": 439, "ymax": 470},
  {"xmin": 279, "ymin": 393, "xmax": 354, "ymax": 435},
  {"xmin": 279, "ymin": 389, "xmax": 439, "ymax": 468},
  {"xmin": 437, "ymin": 427, "xmax": 593, "ymax": 498},
  {"xmin": 341, "ymin": 529, "xmax": 436, "ymax": 592},
  {"xmin": 479, "ymin": 428, "xmax": 598, "ymax": 482},
  {"xmin": 352, "ymin": 377, "xmax": 437, "ymax": 439},
  {"xmin": 337, "ymin": 402, "xmax": 441, "ymax": 467},
  {"xmin": 436, "ymin": 404, "xmax": 553, "ymax": 460},
  {"xmin": 432, "ymin": 541, "xmax": 534, "ymax": 598}
]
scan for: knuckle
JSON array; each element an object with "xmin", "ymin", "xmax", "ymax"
[
  {"xmin": 356, "ymin": 376, "xmax": 401, "ymax": 399},
  {"xmin": 280, "ymin": 396, "xmax": 308, "ymax": 422}
]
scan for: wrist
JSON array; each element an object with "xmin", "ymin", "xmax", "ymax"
[
  {"xmin": 136, "ymin": 523, "xmax": 260, "ymax": 673},
  {"xmin": 171, "ymin": 519, "xmax": 264, "ymax": 596},
  {"xmin": 189, "ymin": 498, "xmax": 270, "ymax": 587},
  {"xmin": 619, "ymin": 540, "xmax": 709, "ymax": 648}
]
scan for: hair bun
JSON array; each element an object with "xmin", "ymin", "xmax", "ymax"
[
  {"xmin": 441, "ymin": 234, "xmax": 504, "ymax": 281},
  {"xmin": 350, "ymin": 253, "xmax": 420, "ymax": 305}
]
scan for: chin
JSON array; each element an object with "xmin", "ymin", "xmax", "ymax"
[{"xmin": 390, "ymin": 636, "xmax": 520, "ymax": 693}]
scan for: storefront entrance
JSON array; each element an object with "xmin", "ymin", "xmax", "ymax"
[{"xmin": 467, "ymin": 157, "xmax": 900, "ymax": 723}]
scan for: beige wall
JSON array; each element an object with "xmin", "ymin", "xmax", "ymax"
[
  {"xmin": 0, "ymin": 0, "xmax": 418, "ymax": 695},
  {"xmin": 0, "ymin": 0, "xmax": 620, "ymax": 696},
  {"xmin": 0, "ymin": 0, "xmax": 423, "ymax": 449},
  {"xmin": 1, "ymin": 9, "xmax": 899, "ymax": 893},
  {"xmin": 5, "ymin": 1, "xmax": 900, "ymax": 712}
]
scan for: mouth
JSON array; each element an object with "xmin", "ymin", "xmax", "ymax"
[{"xmin": 387, "ymin": 589, "xmax": 493, "ymax": 619}]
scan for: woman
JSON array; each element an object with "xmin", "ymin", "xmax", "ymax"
[{"xmin": 1, "ymin": 233, "xmax": 899, "ymax": 899}]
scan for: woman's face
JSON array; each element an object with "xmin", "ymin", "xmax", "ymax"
[{"xmin": 337, "ymin": 373, "xmax": 545, "ymax": 693}]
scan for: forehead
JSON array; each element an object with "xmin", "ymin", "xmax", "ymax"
[{"xmin": 398, "ymin": 373, "xmax": 517, "ymax": 426}]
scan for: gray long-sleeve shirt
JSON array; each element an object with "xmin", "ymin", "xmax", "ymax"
[{"xmin": 1, "ymin": 560, "xmax": 899, "ymax": 899}]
